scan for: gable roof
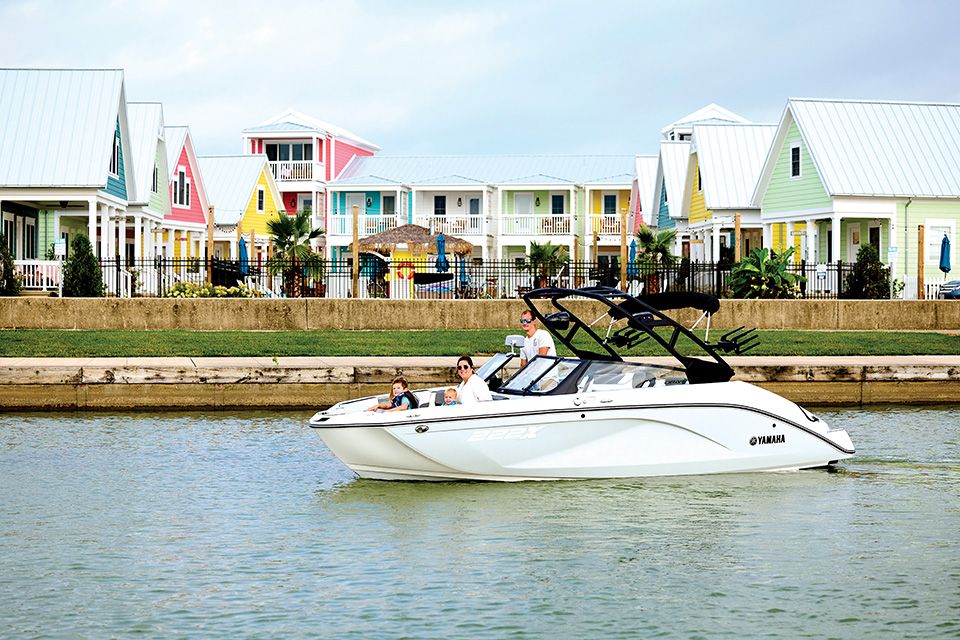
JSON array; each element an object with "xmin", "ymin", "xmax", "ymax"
[
  {"xmin": 0, "ymin": 68, "xmax": 129, "ymax": 188},
  {"xmin": 633, "ymin": 155, "xmax": 659, "ymax": 224},
  {"xmin": 332, "ymin": 155, "xmax": 635, "ymax": 189},
  {"xmin": 660, "ymin": 141, "xmax": 691, "ymax": 219},
  {"xmin": 199, "ymin": 154, "xmax": 276, "ymax": 226},
  {"xmin": 691, "ymin": 123, "xmax": 777, "ymax": 210},
  {"xmin": 164, "ymin": 126, "xmax": 188, "ymax": 179},
  {"xmin": 754, "ymin": 98, "xmax": 960, "ymax": 203},
  {"xmin": 126, "ymin": 102, "xmax": 164, "ymax": 205},
  {"xmin": 243, "ymin": 108, "xmax": 380, "ymax": 152},
  {"xmin": 661, "ymin": 103, "xmax": 750, "ymax": 138}
]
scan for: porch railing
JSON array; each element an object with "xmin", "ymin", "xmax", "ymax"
[
  {"xmin": 589, "ymin": 214, "xmax": 621, "ymax": 236},
  {"xmin": 414, "ymin": 214, "xmax": 485, "ymax": 236},
  {"xmin": 328, "ymin": 214, "xmax": 400, "ymax": 236},
  {"xmin": 500, "ymin": 214, "xmax": 573, "ymax": 235},
  {"xmin": 268, "ymin": 160, "xmax": 323, "ymax": 182}
]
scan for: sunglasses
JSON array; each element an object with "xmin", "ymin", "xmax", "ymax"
[
  {"xmin": 520, "ymin": 319, "xmax": 533, "ymax": 324},
  {"xmin": 458, "ymin": 365, "xmax": 472, "ymax": 370}
]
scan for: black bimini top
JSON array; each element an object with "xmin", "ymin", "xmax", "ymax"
[{"xmin": 521, "ymin": 286, "xmax": 758, "ymax": 385}]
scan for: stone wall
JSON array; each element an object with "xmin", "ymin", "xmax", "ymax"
[{"xmin": 0, "ymin": 297, "xmax": 958, "ymax": 331}]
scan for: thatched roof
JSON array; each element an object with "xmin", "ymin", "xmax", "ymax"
[{"xmin": 349, "ymin": 224, "xmax": 473, "ymax": 257}]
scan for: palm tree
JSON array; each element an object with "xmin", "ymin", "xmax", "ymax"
[
  {"xmin": 265, "ymin": 209, "xmax": 325, "ymax": 297},
  {"xmin": 635, "ymin": 225, "xmax": 678, "ymax": 294},
  {"xmin": 527, "ymin": 241, "xmax": 569, "ymax": 288}
]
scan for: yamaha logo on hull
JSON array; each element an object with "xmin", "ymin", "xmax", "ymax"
[{"xmin": 750, "ymin": 434, "xmax": 785, "ymax": 446}]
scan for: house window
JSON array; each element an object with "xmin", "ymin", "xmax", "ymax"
[
  {"xmin": 173, "ymin": 168, "xmax": 191, "ymax": 207},
  {"xmin": 469, "ymin": 197, "xmax": 480, "ymax": 215},
  {"xmin": 151, "ymin": 161, "xmax": 158, "ymax": 194},
  {"xmin": 3, "ymin": 218, "xmax": 14, "ymax": 254},
  {"xmin": 434, "ymin": 195, "xmax": 446, "ymax": 217},
  {"xmin": 790, "ymin": 142, "xmax": 801, "ymax": 179},
  {"xmin": 257, "ymin": 186, "xmax": 265, "ymax": 213},
  {"xmin": 61, "ymin": 231, "xmax": 70, "ymax": 259},
  {"xmin": 697, "ymin": 168, "xmax": 702, "ymax": 193},
  {"xmin": 266, "ymin": 142, "xmax": 313, "ymax": 162},
  {"xmin": 603, "ymin": 194, "xmax": 617, "ymax": 216},
  {"xmin": 109, "ymin": 128, "xmax": 120, "ymax": 176},
  {"xmin": 926, "ymin": 220, "xmax": 954, "ymax": 262},
  {"xmin": 25, "ymin": 220, "xmax": 36, "ymax": 259},
  {"xmin": 551, "ymin": 194, "xmax": 565, "ymax": 217},
  {"xmin": 382, "ymin": 195, "xmax": 396, "ymax": 217}
]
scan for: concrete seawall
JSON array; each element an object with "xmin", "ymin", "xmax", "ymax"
[
  {"xmin": 2, "ymin": 297, "xmax": 960, "ymax": 331},
  {"xmin": 1, "ymin": 356, "xmax": 957, "ymax": 410}
]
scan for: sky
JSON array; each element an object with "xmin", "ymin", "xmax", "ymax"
[{"xmin": 3, "ymin": 0, "xmax": 959, "ymax": 158}]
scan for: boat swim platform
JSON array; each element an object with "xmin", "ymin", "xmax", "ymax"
[{"xmin": 0, "ymin": 355, "xmax": 957, "ymax": 410}]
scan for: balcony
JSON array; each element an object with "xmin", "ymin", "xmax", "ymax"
[
  {"xmin": 329, "ymin": 214, "xmax": 399, "ymax": 236},
  {"xmin": 414, "ymin": 214, "xmax": 485, "ymax": 236},
  {"xmin": 500, "ymin": 214, "xmax": 572, "ymax": 235},
  {"xmin": 589, "ymin": 214, "xmax": 622, "ymax": 236},
  {"xmin": 269, "ymin": 160, "xmax": 324, "ymax": 183}
]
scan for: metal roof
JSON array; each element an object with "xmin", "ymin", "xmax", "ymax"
[
  {"xmin": 0, "ymin": 68, "xmax": 125, "ymax": 188},
  {"xmin": 633, "ymin": 155, "xmax": 659, "ymax": 225},
  {"xmin": 126, "ymin": 102, "xmax": 164, "ymax": 204},
  {"xmin": 692, "ymin": 123, "xmax": 776, "ymax": 210},
  {"xmin": 661, "ymin": 103, "xmax": 750, "ymax": 137},
  {"xmin": 333, "ymin": 155, "xmax": 635, "ymax": 189},
  {"xmin": 787, "ymin": 98, "xmax": 960, "ymax": 197},
  {"xmin": 164, "ymin": 126, "xmax": 188, "ymax": 180},
  {"xmin": 198, "ymin": 154, "xmax": 270, "ymax": 226},
  {"xmin": 660, "ymin": 142, "xmax": 691, "ymax": 219},
  {"xmin": 243, "ymin": 109, "xmax": 380, "ymax": 151}
]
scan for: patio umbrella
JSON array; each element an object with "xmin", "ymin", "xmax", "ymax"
[
  {"xmin": 627, "ymin": 238, "xmax": 638, "ymax": 276},
  {"xmin": 459, "ymin": 256, "xmax": 469, "ymax": 288},
  {"xmin": 940, "ymin": 234, "xmax": 951, "ymax": 274},
  {"xmin": 237, "ymin": 237, "xmax": 249, "ymax": 275},
  {"xmin": 436, "ymin": 232, "xmax": 450, "ymax": 272}
]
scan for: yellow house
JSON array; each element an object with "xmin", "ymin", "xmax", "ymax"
[{"xmin": 198, "ymin": 154, "xmax": 285, "ymax": 262}]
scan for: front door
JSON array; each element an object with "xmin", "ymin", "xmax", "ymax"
[
  {"xmin": 515, "ymin": 193, "xmax": 533, "ymax": 234},
  {"xmin": 847, "ymin": 222, "xmax": 861, "ymax": 261}
]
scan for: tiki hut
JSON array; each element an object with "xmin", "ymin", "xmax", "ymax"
[{"xmin": 348, "ymin": 224, "xmax": 473, "ymax": 257}]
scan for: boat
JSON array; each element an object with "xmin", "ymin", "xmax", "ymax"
[{"xmin": 307, "ymin": 286, "xmax": 855, "ymax": 481}]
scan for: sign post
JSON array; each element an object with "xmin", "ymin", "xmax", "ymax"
[{"xmin": 54, "ymin": 238, "xmax": 66, "ymax": 298}]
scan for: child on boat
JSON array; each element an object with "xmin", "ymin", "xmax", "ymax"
[
  {"xmin": 367, "ymin": 377, "xmax": 420, "ymax": 412},
  {"xmin": 442, "ymin": 388, "xmax": 462, "ymax": 406}
]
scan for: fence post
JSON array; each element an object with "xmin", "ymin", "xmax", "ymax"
[{"xmin": 352, "ymin": 204, "xmax": 359, "ymax": 299}]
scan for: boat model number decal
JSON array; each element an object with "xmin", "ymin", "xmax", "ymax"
[
  {"xmin": 750, "ymin": 434, "xmax": 785, "ymax": 446},
  {"xmin": 468, "ymin": 426, "xmax": 546, "ymax": 442}
]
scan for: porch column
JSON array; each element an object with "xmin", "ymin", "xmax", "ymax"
[
  {"xmin": 166, "ymin": 227, "xmax": 175, "ymax": 260},
  {"xmin": 762, "ymin": 223, "xmax": 772, "ymax": 252},
  {"xmin": 86, "ymin": 200, "xmax": 97, "ymax": 253},
  {"xmin": 133, "ymin": 215, "xmax": 142, "ymax": 261},
  {"xmin": 831, "ymin": 213, "xmax": 842, "ymax": 263},
  {"xmin": 712, "ymin": 221, "xmax": 721, "ymax": 262},
  {"xmin": 806, "ymin": 217, "xmax": 817, "ymax": 263},
  {"xmin": 100, "ymin": 205, "xmax": 109, "ymax": 258}
]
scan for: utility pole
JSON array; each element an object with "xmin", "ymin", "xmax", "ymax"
[{"xmin": 352, "ymin": 204, "xmax": 359, "ymax": 298}]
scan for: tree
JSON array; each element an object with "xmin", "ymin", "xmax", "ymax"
[
  {"xmin": 0, "ymin": 233, "xmax": 21, "ymax": 296},
  {"xmin": 526, "ymin": 241, "xmax": 569, "ymax": 288},
  {"xmin": 61, "ymin": 233, "xmax": 104, "ymax": 297},
  {"xmin": 265, "ymin": 209, "xmax": 325, "ymax": 297},
  {"xmin": 842, "ymin": 243, "xmax": 891, "ymax": 299},
  {"xmin": 729, "ymin": 247, "xmax": 805, "ymax": 299},
  {"xmin": 635, "ymin": 225, "xmax": 678, "ymax": 294}
]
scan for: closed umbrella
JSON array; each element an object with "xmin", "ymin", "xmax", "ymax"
[
  {"xmin": 627, "ymin": 238, "xmax": 638, "ymax": 276},
  {"xmin": 459, "ymin": 256, "xmax": 469, "ymax": 288},
  {"xmin": 939, "ymin": 234, "xmax": 951, "ymax": 275},
  {"xmin": 436, "ymin": 232, "xmax": 450, "ymax": 272},
  {"xmin": 237, "ymin": 237, "xmax": 249, "ymax": 275}
]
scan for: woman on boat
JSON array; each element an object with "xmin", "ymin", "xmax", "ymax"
[{"xmin": 456, "ymin": 355, "xmax": 492, "ymax": 403}]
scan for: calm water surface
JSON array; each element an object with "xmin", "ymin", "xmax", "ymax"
[{"xmin": 1, "ymin": 406, "xmax": 958, "ymax": 639}]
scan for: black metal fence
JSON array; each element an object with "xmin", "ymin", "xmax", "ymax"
[{"xmin": 97, "ymin": 257, "xmax": 857, "ymax": 299}]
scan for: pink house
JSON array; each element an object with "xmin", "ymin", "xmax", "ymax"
[
  {"xmin": 162, "ymin": 125, "xmax": 210, "ymax": 258},
  {"xmin": 241, "ymin": 109, "xmax": 379, "ymax": 246}
]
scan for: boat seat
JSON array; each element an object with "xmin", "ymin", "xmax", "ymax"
[{"xmin": 433, "ymin": 390, "xmax": 446, "ymax": 406}]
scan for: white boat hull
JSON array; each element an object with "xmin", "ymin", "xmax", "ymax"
[{"xmin": 310, "ymin": 381, "xmax": 854, "ymax": 481}]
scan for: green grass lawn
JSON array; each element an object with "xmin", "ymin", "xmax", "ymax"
[{"xmin": 0, "ymin": 329, "xmax": 957, "ymax": 358}]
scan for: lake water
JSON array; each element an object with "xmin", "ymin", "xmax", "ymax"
[{"xmin": 1, "ymin": 406, "xmax": 958, "ymax": 639}]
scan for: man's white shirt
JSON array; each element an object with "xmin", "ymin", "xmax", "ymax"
[{"xmin": 522, "ymin": 328, "xmax": 556, "ymax": 363}]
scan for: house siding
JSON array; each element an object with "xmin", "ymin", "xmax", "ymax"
[
  {"xmin": 167, "ymin": 145, "xmax": 205, "ymax": 225},
  {"xmin": 761, "ymin": 121, "xmax": 831, "ymax": 214},
  {"xmin": 689, "ymin": 156, "xmax": 711, "ymax": 225},
  {"xmin": 240, "ymin": 170, "xmax": 280, "ymax": 238},
  {"xmin": 896, "ymin": 200, "xmax": 960, "ymax": 275},
  {"xmin": 657, "ymin": 179, "xmax": 674, "ymax": 229},
  {"xmin": 333, "ymin": 141, "xmax": 374, "ymax": 180},
  {"xmin": 103, "ymin": 119, "xmax": 127, "ymax": 200}
]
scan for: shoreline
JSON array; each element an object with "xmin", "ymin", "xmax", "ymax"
[{"xmin": 1, "ymin": 356, "xmax": 958, "ymax": 410}]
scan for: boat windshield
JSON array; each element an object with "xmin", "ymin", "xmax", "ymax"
[
  {"xmin": 501, "ymin": 356, "xmax": 581, "ymax": 394},
  {"xmin": 574, "ymin": 360, "xmax": 688, "ymax": 392},
  {"xmin": 475, "ymin": 352, "xmax": 516, "ymax": 383}
]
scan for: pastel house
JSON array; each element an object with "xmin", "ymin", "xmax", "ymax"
[
  {"xmin": 630, "ymin": 155, "xmax": 659, "ymax": 230},
  {"xmin": 162, "ymin": 125, "xmax": 210, "ymax": 260},
  {"xmin": 751, "ymin": 98, "xmax": 960, "ymax": 297}
]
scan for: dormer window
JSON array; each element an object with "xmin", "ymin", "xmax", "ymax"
[
  {"xmin": 151, "ymin": 161, "xmax": 158, "ymax": 194},
  {"xmin": 173, "ymin": 167, "xmax": 191, "ymax": 207},
  {"xmin": 790, "ymin": 142, "xmax": 802, "ymax": 179}
]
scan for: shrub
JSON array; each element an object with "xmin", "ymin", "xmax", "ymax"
[
  {"xmin": 61, "ymin": 233, "xmax": 104, "ymax": 297},
  {"xmin": 729, "ymin": 247, "xmax": 805, "ymax": 299},
  {"xmin": 842, "ymin": 243, "xmax": 891, "ymax": 299},
  {"xmin": 163, "ymin": 282, "xmax": 261, "ymax": 298},
  {"xmin": 0, "ymin": 233, "xmax": 22, "ymax": 296}
]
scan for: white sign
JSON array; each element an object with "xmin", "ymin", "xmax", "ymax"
[
  {"xmin": 109, "ymin": 215, "xmax": 127, "ymax": 223},
  {"xmin": 791, "ymin": 229, "xmax": 807, "ymax": 236},
  {"xmin": 887, "ymin": 246, "xmax": 898, "ymax": 258},
  {"xmin": 816, "ymin": 264, "xmax": 827, "ymax": 280},
  {"xmin": 54, "ymin": 238, "xmax": 67, "ymax": 257}
]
